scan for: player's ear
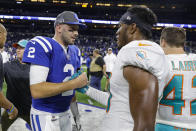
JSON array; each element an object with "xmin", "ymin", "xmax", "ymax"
[
  {"xmin": 160, "ymin": 38, "xmax": 166, "ymax": 47},
  {"xmin": 55, "ymin": 24, "xmax": 62, "ymax": 33},
  {"xmin": 127, "ymin": 23, "xmax": 137, "ymax": 35}
]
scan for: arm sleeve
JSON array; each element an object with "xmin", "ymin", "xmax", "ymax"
[
  {"xmin": 95, "ymin": 57, "xmax": 105, "ymax": 67},
  {"xmin": 22, "ymin": 37, "xmax": 51, "ymax": 67},
  {"xmin": 30, "ymin": 64, "xmax": 49, "ymax": 85},
  {"xmin": 86, "ymin": 86, "xmax": 109, "ymax": 106}
]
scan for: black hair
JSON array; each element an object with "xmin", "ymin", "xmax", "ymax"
[{"xmin": 127, "ymin": 5, "xmax": 157, "ymax": 39}]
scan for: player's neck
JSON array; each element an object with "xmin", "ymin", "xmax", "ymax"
[
  {"xmin": 163, "ymin": 47, "xmax": 185, "ymax": 55},
  {"xmin": 132, "ymin": 34, "xmax": 148, "ymax": 42},
  {"xmin": 53, "ymin": 35, "xmax": 68, "ymax": 48}
]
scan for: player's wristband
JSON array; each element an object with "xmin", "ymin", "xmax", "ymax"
[{"xmin": 6, "ymin": 105, "xmax": 15, "ymax": 114}]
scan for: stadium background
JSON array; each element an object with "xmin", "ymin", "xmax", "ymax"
[{"xmin": 0, "ymin": 0, "xmax": 196, "ymax": 108}]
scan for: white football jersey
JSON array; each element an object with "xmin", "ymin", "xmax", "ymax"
[
  {"xmin": 99, "ymin": 40, "xmax": 169, "ymax": 131},
  {"xmin": 157, "ymin": 53, "xmax": 196, "ymax": 129}
]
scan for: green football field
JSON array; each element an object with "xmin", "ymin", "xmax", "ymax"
[{"xmin": 3, "ymin": 65, "xmax": 107, "ymax": 109}]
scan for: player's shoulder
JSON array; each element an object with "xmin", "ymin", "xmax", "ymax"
[
  {"xmin": 69, "ymin": 45, "xmax": 81, "ymax": 55},
  {"xmin": 28, "ymin": 36, "xmax": 55, "ymax": 53},
  {"xmin": 167, "ymin": 53, "xmax": 196, "ymax": 60},
  {"xmin": 188, "ymin": 53, "xmax": 196, "ymax": 59},
  {"xmin": 68, "ymin": 45, "xmax": 77, "ymax": 50},
  {"xmin": 122, "ymin": 40, "xmax": 164, "ymax": 54},
  {"xmin": 119, "ymin": 40, "xmax": 164, "ymax": 59},
  {"xmin": 30, "ymin": 36, "xmax": 52, "ymax": 42},
  {"xmin": 69, "ymin": 45, "xmax": 80, "ymax": 52}
]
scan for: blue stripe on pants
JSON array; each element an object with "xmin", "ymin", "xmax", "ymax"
[
  {"xmin": 35, "ymin": 115, "xmax": 41, "ymax": 131},
  {"xmin": 31, "ymin": 114, "xmax": 36, "ymax": 131}
]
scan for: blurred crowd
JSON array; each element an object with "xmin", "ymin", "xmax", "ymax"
[{"xmin": 1, "ymin": 29, "xmax": 195, "ymax": 64}]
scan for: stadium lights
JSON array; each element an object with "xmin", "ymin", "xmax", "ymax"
[
  {"xmin": 60, "ymin": 1, "xmax": 66, "ymax": 4},
  {"xmin": 82, "ymin": 4, "xmax": 88, "ymax": 8},
  {"xmin": 0, "ymin": 15, "xmax": 196, "ymax": 29},
  {"xmin": 172, "ymin": 6, "xmax": 176, "ymax": 9},
  {"xmin": 140, "ymin": 5, "xmax": 148, "ymax": 8},
  {"xmin": 74, "ymin": 2, "xmax": 88, "ymax": 7},
  {"xmin": 96, "ymin": 3, "xmax": 111, "ymax": 7},
  {"xmin": 16, "ymin": 1, "xmax": 22, "ymax": 4},
  {"xmin": 117, "ymin": 4, "xmax": 132, "ymax": 7},
  {"xmin": 30, "ymin": 0, "xmax": 45, "ymax": 2},
  {"xmin": 75, "ymin": 2, "xmax": 88, "ymax": 5}
]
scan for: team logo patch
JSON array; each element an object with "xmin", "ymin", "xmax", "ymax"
[{"xmin": 136, "ymin": 50, "xmax": 147, "ymax": 60}]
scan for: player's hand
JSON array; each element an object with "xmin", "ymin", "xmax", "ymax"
[
  {"xmin": 70, "ymin": 71, "xmax": 89, "ymax": 93},
  {"xmin": 76, "ymin": 85, "xmax": 89, "ymax": 94},
  {"xmin": 8, "ymin": 106, "xmax": 18, "ymax": 120},
  {"xmin": 70, "ymin": 71, "xmax": 88, "ymax": 89},
  {"xmin": 75, "ymin": 72, "xmax": 88, "ymax": 88},
  {"xmin": 69, "ymin": 72, "xmax": 80, "ymax": 80}
]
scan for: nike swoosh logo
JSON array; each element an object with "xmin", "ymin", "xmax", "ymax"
[{"xmin": 138, "ymin": 43, "xmax": 152, "ymax": 46}]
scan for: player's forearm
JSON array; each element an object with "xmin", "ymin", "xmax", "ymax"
[
  {"xmin": 0, "ymin": 91, "xmax": 13, "ymax": 110},
  {"xmin": 30, "ymin": 79, "xmax": 80, "ymax": 99},
  {"xmin": 86, "ymin": 86, "xmax": 109, "ymax": 106}
]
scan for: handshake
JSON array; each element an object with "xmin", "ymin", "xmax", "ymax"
[{"xmin": 69, "ymin": 70, "xmax": 89, "ymax": 94}]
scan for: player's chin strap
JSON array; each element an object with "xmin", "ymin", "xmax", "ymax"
[{"xmin": 70, "ymin": 101, "xmax": 83, "ymax": 131}]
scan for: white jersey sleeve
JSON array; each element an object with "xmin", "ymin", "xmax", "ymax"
[
  {"xmin": 30, "ymin": 64, "xmax": 49, "ymax": 85},
  {"xmin": 118, "ymin": 40, "xmax": 169, "ymax": 96}
]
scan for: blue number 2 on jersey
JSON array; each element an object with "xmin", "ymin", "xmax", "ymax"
[{"xmin": 160, "ymin": 75, "xmax": 196, "ymax": 115}]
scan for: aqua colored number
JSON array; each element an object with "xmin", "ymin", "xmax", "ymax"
[
  {"xmin": 160, "ymin": 75, "xmax": 185, "ymax": 115},
  {"xmin": 191, "ymin": 76, "xmax": 196, "ymax": 115}
]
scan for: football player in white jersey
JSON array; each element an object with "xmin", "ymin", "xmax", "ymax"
[
  {"xmin": 156, "ymin": 27, "xmax": 196, "ymax": 131},
  {"xmin": 73, "ymin": 5, "xmax": 169, "ymax": 131},
  {"xmin": 98, "ymin": 5, "xmax": 170, "ymax": 131}
]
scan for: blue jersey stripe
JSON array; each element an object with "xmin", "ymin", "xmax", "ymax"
[
  {"xmin": 36, "ymin": 36, "xmax": 52, "ymax": 51},
  {"xmin": 31, "ymin": 38, "xmax": 49, "ymax": 53}
]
